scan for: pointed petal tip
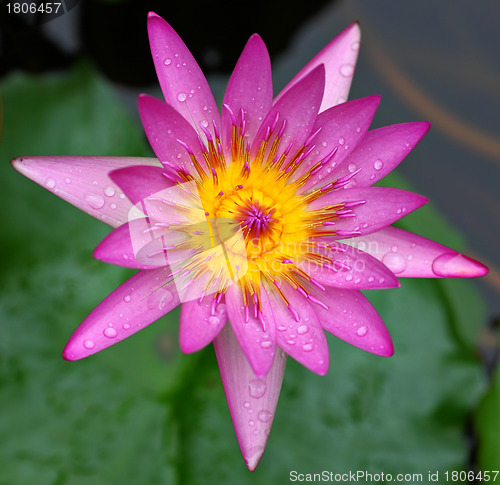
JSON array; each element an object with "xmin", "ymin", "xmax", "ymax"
[
  {"xmin": 432, "ymin": 252, "xmax": 489, "ymax": 278},
  {"xmin": 244, "ymin": 447, "xmax": 265, "ymax": 471},
  {"xmin": 147, "ymin": 11, "xmax": 160, "ymax": 19}
]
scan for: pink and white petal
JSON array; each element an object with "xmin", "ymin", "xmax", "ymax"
[
  {"xmin": 347, "ymin": 226, "xmax": 488, "ymax": 278},
  {"xmin": 147, "ymin": 12, "xmax": 220, "ymax": 139},
  {"xmin": 93, "ymin": 221, "xmax": 167, "ymax": 269},
  {"xmin": 179, "ymin": 296, "xmax": 227, "ymax": 353},
  {"xmin": 62, "ymin": 268, "xmax": 179, "ymax": 360},
  {"xmin": 261, "ymin": 285, "xmax": 329, "ymax": 375},
  {"xmin": 213, "ymin": 323, "xmax": 286, "ymax": 471},
  {"xmin": 295, "ymin": 96, "xmax": 380, "ymax": 189},
  {"xmin": 275, "ymin": 22, "xmax": 361, "ymax": 112},
  {"xmin": 221, "ymin": 34, "xmax": 273, "ymax": 154},
  {"xmin": 298, "ymin": 242, "xmax": 400, "ymax": 289},
  {"xmin": 138, "ymin": 94, "xmax": 208, "ymax": 174},
  {"xmin": 329, "ymin": 122, "xmax": 431, "ymax": 189},
  {"xmin": 308, "ymin": 187, "xmax": 428, "ymax": 237},
  {"xmin": 251, "ymin": 65, "xmax": 325, "ymax": 162},
  {"xmin": 225, "ymin": 284, "xmax": 276, "ymax": 378},
  {"xmin": 108, "ymin": 164, "xmax": 172, "ymax": 205},
  {"xmin": 11, "ymin": 156, "xmax": 160, "ymax": 228},
  {"xmin": 315, "ymin": 288, "xmax": 393, "ymax": 356}
]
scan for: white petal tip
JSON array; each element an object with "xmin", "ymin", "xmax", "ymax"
[{"xmin": 244, "ymin": 446, "xmax": 265, "ymax": 471}]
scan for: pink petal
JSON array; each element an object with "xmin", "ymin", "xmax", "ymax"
[
  {"xmin": 138, "ymin": 94, "xmax": 208, "ymax": 175},
  {"xmin": 348, "ymin": 226, "xmax": 489, "ymax": 278},
  {"xmin": 179, "ymin": 296, "xmax": 227, "ymax": 353},
  {"xmin": 221, "ymin": 34, "xmax": 273, "ymax": 154},
  {"xmin": 275, "ymin": 22, "xmax": 361, "ymax": 112},
  {"xmin": 308, "ymin": 186, "xmax": 428, "ymax": 236},
  {"xmin": 147, "ymin": 12, "xmax": 220, "ymax": 139},
  {"xmin": 11, "ymin": 156, "xmax": 159, "ymax": 228},
  {"xmin": 261, "ymin": 285, "xmax": 330, "ymax": 375},
  {"xmin": 93, "ymin": 222, "xmax": 166, "ymax": 269},
  {"xmin": 315, "ymin": 288, "xmax": 393, "ymax": 356},
  {"xmin": 225, "ymin": 284, "xmax": 276, "ymax": 378},
  {"xmin": 62, "ymin": 268, "xmax": 179, "ymax": 360},
  {"xmin": 327, "ymin": 122, "xmax": 431, "ymax": 189},
  {"xmin": 298, "ymin": 242, "xmax": 400, "ymax": 289},
  {"xmin": 251, "ymin": 65, "xmax": 325, "ymax": 162},
  {"xmin": 213, "ymin": 323, "xmax": 286, "ymax": 471},
  {"xmin": 108, "ymin": 164, "xmax": 172, "ymax": 205},
  {"xmin": 295, "ymin": 96, "xmax": 380, "ymax": 190}
]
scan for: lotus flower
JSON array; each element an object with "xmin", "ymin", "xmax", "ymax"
[{"xmin": 12, "ymin": 12, "xmax": 488, "ymax": 470}]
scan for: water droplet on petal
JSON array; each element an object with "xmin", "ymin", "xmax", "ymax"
[
  {"xmin": 340, "ymin": 63, "xmax": 354, "ymax": 77},
  {"xmin": 277, "ymin": 325, "xmax": 287, "ymax": 332},
  {"xmin": 258, "ymin": 410, "xmax": 273, "ymax": 423},
  {"xmin": 208, "ymin": 316, "xmax": 220, "ymax": 325},
  {"xmin": 123, "ymin": 323, "xmax": 131, "ymax": 330},
  {"xmin": 123, "ymin": 295, "xmax": 131, "ymax": 302},
  {"xmin": 85, "ymin": 194, "xmax": 105, "ymax": 209},
  {"xmin": 177, "ymin": 92, "xmax": 187, "ymax": 102},
  {"xmin": 164, "ymin": 58, "xmax": 172, "ymax": 65},
  {"xmin": 374, "ymin": 159, "xmax": 383, "ymax": 170},
  {"xmin": 104, "ymin": 186, "xmax": 115, "ymax": 197},
  {"xmin": 339, "ymin": 136, "xmax": 346, "ymax": 145},
  {"xmin": 243, "ymin": 401, "xmax": 250, "ymax": 408},
  {"xmin": 302, "ymin": 343, "xmax": 313, "ymax": 352},
  {"xmin": 83, "ymin": 339, "xmax": 95, "ymax": 349},
  {"xmin": 356, "ymin": 325, "xmax": 368, "ymax": 337},
  {"xmin": 260, "ymin": 340, "xmax": 272, "ymax": 349},
  {"xmin": 45, "ymin": 178, "xmax": 56, "ymax": 189},
  {"xmin": 248, "ymin": 379, "xmax": 267, "ymax": 399},
  {"xmin": 351, "ymin": 40, "xmax": 360, "ymax": 51},
  {"xmin": 65, "ymin": 178, "xmax": 71, "ymax": 184},
  {"xmin": 382, "ymin": 252, "xmax": 407, "ymax": 274},
  {"xmin": 297, "ymin": 325, "xmax": 309, "ymax": 335},
  {"xmin": 104, "ymin": 327, "xmax": 117, "ymax": 338},
  {"xmin": 248, "ymin": 420, "xmax": 255, "ymax": 426},
  {"xmin": 348, "ymin": 163, "xmax": 357, "ymax": 172}
]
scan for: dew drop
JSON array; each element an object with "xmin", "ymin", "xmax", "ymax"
[
  {"xmin": 248, "ymin": 420, "xmax": 255, "ymax": 427},
  {"xmin": 351, "ymin": 40, "xmax": 360, "ymax": 51},
  {"xmin": 177, "ymin": 92, "xmax": 187, "ymax": 102},
  {"xmin": 208, "ymin": 316, "xmax": 220, "ymax": 325},
  {"xmin": 260, "ymin": 340, "xmax": 272, "ymax": 349},
  {"xmin": 340, "ymin": 63, "xmax": 354, "ymax": 77},
  {"xmin": 339, "ymin": 136, "xmax": 346, "ymax": 145},
  {"xmin": 45, "ymin": 178, "xmax": 56, "ymax": 189},
  {"xmin": 65, "ymin": 178, "xmax": 71, "ymax": 184},
  {"xmin": 123, "ymin": 295, "xmax": 131, "ymax": 302},
  {"xmin": 297, "ymin": 325, "xmax": 309, "ymax": 335},
  {"xmin": 123, "ymin": 323, "xmax": 131, "ymax": 330},
  {"xmin": 104, "ymin": 327, "xmax": 117, "ymax": 338},
  {"xmin": 248, "ymin": 379, "xmax": 267, "ymax": 399},
  {"xmin": 345, "ymin": 274, "xmax": 353, "ymax": 282},
  {"xmin": 348, "ymin": 163, "xmax": 357, "ymax": 172},
  {"xmin": 277, "ymin": 325, "xmax": 287, "ymax": 332},
  {"xmin": 356, "ymin": 325, "xmax": 368, "ymax": 337},
  {"xmin": 382, "ymin": 252, "xmax": 407, "ymax": 274},
  {"xmin": 302, "ymin": 343, "xmax": 313, "ymax": 352},
  {"xmin": 83, "ymin": 339, "xmax": 95, "ymax": 349},
  {"xmin": 85, "ymin": 194, "xmax": 105, "ymax": 209},
  {"xmin": 164, "ymin": 58, "xmax": 172, "ymax": 65},
  {"xmin": 243, "ymin": 401, "xmax": 250, "ymax": 408},
  {"xmin": 110, "ymin": 203, "xmax": 117, "ymax": 209},
  {"xmin": 258, "ymin": 410, "xmax": 273, "ymax": 423},
  {"xmin": 374, "ymin": 159, "xmax": 383, "ymax": 170},
  {"xmin": 200, "ymin": 120, "xmax": 209, "ymax": 128},
  {"xmin": 104, "ymin": 186, "xmax": 115, "ymax": 197}
]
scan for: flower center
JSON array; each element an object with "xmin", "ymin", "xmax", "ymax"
[{"xmin": 153, "ymin": 109, "xmax": 364, "ymax": 318}]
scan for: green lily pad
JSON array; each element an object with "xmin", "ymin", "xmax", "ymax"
[{"xmin": 0, "ymin": 63, "xmax": 489, "ymax": 484}]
